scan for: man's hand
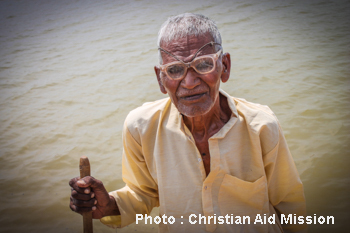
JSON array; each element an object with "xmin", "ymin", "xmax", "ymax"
[{"xmin": 69, "ymin": 176, "xmax": 120, "ymax": 219}]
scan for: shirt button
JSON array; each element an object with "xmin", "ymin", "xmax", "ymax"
[
  {"xmin": 204, "ymin": 186, "xmax": 207, "ymax": 190},
  {"xmin": 198, "ymin": 158, "xmax": 201, "ymax": 162}
]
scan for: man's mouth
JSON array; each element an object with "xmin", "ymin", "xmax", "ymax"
[{"xmin": 180, "ymin": 92, "xmax": 206, "ymax": 101}]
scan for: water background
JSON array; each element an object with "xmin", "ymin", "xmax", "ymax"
[{"xmin": 0, "ymin": 0, "xmax": 349, "ymax": 232}]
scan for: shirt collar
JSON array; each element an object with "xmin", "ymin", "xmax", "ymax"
[{"xmin": 171, "ymin": 89, "xmax": 238, "ymax": 139}]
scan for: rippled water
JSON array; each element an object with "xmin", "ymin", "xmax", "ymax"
[{"xmin": 0, "ymin": 0, "xmax": 349, "ymax": 232}]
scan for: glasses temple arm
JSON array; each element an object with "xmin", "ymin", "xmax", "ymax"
[
  {"xmin": 158, "ymin": 47, "xmax": 185, "ymax": 64},
  {"xmin": 190, "ymin": 42, "xmax": 221, "ymax": 62},
  {"xmin": 158, "ymin": 41, "xmax": 222, "ymax": 65}
]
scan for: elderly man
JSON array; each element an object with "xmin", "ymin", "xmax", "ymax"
[{"xmin": 69, "ymin": 13, "xmax": 306, "ymax": 233}]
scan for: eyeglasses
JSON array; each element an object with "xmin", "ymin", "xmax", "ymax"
[{"xmin": 158, "ymin": 41, "xmax": 222, "ymax": 80}]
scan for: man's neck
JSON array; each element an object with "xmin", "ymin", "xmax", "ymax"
[{"xmin": 183, "ymin": 93, "xmax": 231, "ymax": 142}]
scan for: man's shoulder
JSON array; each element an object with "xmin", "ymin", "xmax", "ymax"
[
  {"xmin": 232, "ymin": 96, "xmax": 281, "ymax": 134},
  {"xmin": 234, "ymin": 97, "xmax": 276, "ymax": 118},
  {"xmin": 125, "ymin": 97, "xmax": 171, "ymax": 129},
  {"xmin": 232, "ymin": 97, "xmax": 282, "ymax": 154},
  {"xmin": 221, "ymin": 90, "xmax": 278, "ymax": 125}
]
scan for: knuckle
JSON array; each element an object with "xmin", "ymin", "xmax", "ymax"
[
  {"xmin": 73, "ymin": 199, "xmax": 83, "ymax": 207},
  {"xmin": 73, "ymin": 199, "xmax": 92, "ymax": 207},
  {"xmin": 72, "ymin": 192, "xmax": 91, "ymax": 201},
  {"xmin": 71, "ymin": 190, "xmax": 78, "ymax": 198},
  {"xmin": 70, "ymin": 203, "xmax": 78, "ymax": 213},
  {"xmin": 84, "ymin": 194, "xmax": 92, "ymax": 201},
  {"xmin": 75, "ymin": 187, "xmax": 85, "ymax": 194},
  {"xmin": 69, "ymin": 177, "xmax": 79, "ymax": 187}
]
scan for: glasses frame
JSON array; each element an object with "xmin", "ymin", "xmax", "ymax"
[{"xmin": 157, "ymin": 41, "xmax": 223, "ymax": 80}]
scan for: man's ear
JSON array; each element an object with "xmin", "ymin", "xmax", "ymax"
[
  {"xmin": 154, "ymin": 66, "xmax": 167, "ymax": 94},
  {"xmin": 220, "ymin": 52, "xmax": 231, "ymax": 83}
]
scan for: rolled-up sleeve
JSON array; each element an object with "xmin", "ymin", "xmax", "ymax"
[{"xmin": 100, "ymin": 119, "xmax": 159, "ymax": 228}]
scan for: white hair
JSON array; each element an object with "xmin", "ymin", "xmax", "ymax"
[{"xmin": 157, "ymin": 13, "xmax": 222, "ymax": 64}]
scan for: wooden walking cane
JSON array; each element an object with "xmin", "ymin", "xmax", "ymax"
[{"xmin": 80, "ymin": 156, "xmax": 93, "ymax": 233}]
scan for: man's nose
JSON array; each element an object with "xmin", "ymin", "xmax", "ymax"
[{"xmin": 180, "ymin": 68, "xmax": 200, "ymax": 89}]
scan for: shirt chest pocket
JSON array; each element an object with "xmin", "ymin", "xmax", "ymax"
[{"xmin": 218, "ymin": 174, "xmax": 268, "ymax": 217}]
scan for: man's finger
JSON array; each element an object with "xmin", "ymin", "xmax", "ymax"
[
  {"xmin": 73, "ymin": 197, "xmax": 97, "ymax": 208},
  {"xmin": 70, "ymin": 176, "xmax": 97, "ymax": 190},
  {"xmin": 70, "ymin": 196, "xmax": 96, "ymax": 213},
  {"xmin": 77, "ymin": 176, "xmax": 107, "ymax": 192},
  {"xmin": 70, "ymin": 197, "xmax": 81, "ymax": 215},
  {"xmin": 77, "ymin": 176, "xmax": 110, "ymax": 206},
  {"xmin": 71, "ymin": 183, "xmax": 91, "ymax": 194},
  {"xmin": 69, "ymin": 177, "xmax": 92, "ymax": 194},
  {"xmin": 71, "ymin": 190, "xmax": 94, "ymax": 201},
  {"xmin": 69, "ymin": 177, "xmax": 79, "ymax": 187},
  {"xmin": 70, "ymin": 176, "xmax": 110, "ymax": 208}
]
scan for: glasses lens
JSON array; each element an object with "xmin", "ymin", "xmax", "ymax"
[
  {"xmin": 193, "ymin": 57, "xmax": 215, "ymax": 73},
  {"xmin": 166, "ymin": 64, "xmax": 185, "ymax": 79}
]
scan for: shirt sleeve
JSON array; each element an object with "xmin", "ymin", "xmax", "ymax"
[
  {"xmin": 100, "ymin": 118, "xmax": 159, "ymax": 228},
  {"xmin": 263, "ymin": 124, "xmax": 307, "ymax": 233}
]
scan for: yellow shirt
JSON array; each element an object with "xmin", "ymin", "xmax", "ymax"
[{"xmin": 101, "ymin": 89, "xmax": 307, "ymax": 233}]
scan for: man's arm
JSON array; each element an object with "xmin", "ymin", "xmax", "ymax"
[
  {"xmin": 263, "ymin": 124, "xmax": 307, "ymax": 233},
  {"xmin": 100, "ymin": 117, "xmax": 159, "ymax": 228}
]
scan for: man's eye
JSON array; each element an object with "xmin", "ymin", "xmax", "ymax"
[
  {"xmin": 167, "ymin": 65, "xmax": 183, "ymax": 74},
  {"xmin": 196, "ymin": 59, "xmax": 214, "ymax": 71},
  {"xmin": 197, "ymin": 61, "xmax": 210, "ymax": 68}
]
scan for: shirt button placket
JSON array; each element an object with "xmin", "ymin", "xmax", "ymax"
[{"xmin": 202, "ymin": 183, "xmax": 216, "ymax": 232}]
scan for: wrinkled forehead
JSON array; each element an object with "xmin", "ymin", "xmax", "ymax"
[{"xmin": 160, "ymin": 33, "xmax": 216, "ymax": 63}]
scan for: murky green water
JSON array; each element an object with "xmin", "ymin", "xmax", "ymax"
[{"xmin": 0, "ymin": 0, "xmax": 349, "ymax": 232}]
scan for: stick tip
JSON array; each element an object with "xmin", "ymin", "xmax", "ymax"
[{"xmin": 80, "ymin": 156, "xmax": 90, "ymax": 166}]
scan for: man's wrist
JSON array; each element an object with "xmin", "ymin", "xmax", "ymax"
[{"xmin": 104, "ymin": 195, "xmax": 120, "ymax": 217}]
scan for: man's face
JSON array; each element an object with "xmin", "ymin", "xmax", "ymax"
[{"xmin": 155, "ymin": 33, "xmax": 230, "ymax": 117}]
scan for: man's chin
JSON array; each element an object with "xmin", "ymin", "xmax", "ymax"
[{"xmin": 177, "ymin": 103, "xmax": 213, "ymax": 118}]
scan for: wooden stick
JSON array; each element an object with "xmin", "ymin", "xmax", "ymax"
[{"xmin": 80, "ymin": 156, "xmax": 93, "ymax": 233}]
